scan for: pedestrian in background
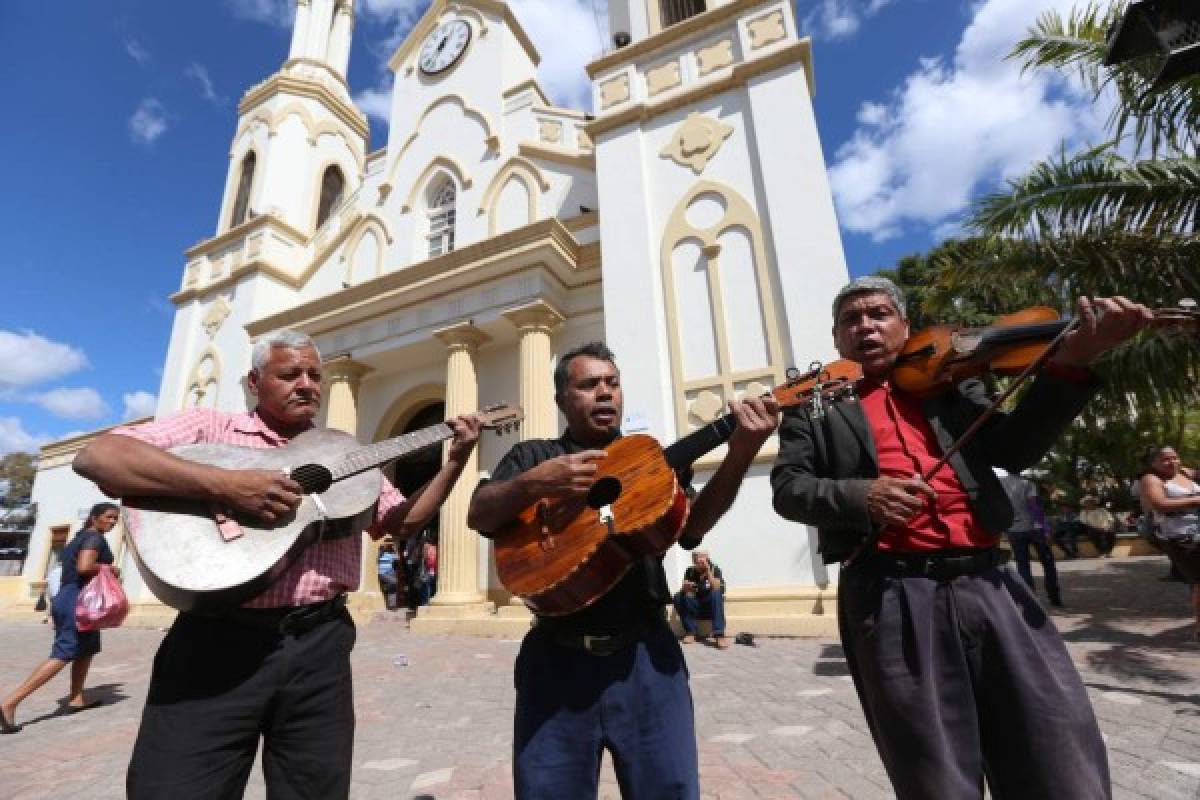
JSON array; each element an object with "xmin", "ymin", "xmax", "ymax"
[
  {"xmin": 1139, "ymin": 447, "xmax": 1200, "ymax": 640},
  {"xmin": 998, "ymin": 470, "xmax": 1062, "ymax": 607},
  {"xmin": 2, "ymin": 502, "xmax": 118, "ymax": 733}
]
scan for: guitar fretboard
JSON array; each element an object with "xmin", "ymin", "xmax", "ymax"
[{"xmin": 330, "ymin": 423, "xmax": 455, "ymax": 480}]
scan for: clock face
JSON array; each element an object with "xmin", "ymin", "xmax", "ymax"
[{"xmin": 419, "ymin": 20, "xmax": 471, "ymax": 76}]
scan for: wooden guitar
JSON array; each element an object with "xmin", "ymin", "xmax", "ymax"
[
  {"xmin": 123, "ymin": 404, "xmax": 522, "ymax": 612},
  {"xmin": 494, "ymin": 373, "xmax": 830, "ymax": 616}
]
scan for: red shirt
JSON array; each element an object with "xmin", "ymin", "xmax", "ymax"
[
  {"xmin": 114, "ymin": 409, "xmax": 406, "ymax": 608},
  {"xmin": 858, "ymin": 381, "xmax": 996, "ymax": 552}
]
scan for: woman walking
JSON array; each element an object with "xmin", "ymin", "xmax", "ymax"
[{"xmin": 1, "ymin": 502, "xmax": 118, "ymax": 733}]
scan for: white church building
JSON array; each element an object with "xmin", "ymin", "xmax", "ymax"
[{"xmin": 8, "ymin": 0, "xmax": 850, "ymax": 634}]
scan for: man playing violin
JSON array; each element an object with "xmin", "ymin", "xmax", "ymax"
[
  {"xmin": 468, "ymin": 341, "xmax": 779, "ymax": 800},
  {"xmin": 771, "ymin": 276, "xmax": 1150, "ymax": 800},
  {"xmin": 73, "ymin": 329, "xmax": 483, "ymax": 799}
]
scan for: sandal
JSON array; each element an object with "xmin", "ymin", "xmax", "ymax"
[
  {"xmin": 65, "ymin": 699, "xmax": 103, "ymax": 714},
  {"xmin": 1, "ymin": 709, "xmax": 21, "ymax": 734}
]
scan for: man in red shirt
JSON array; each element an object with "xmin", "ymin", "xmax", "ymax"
[
  {"xmin": 771, "ymin": 277, "xmax": 1149, "ymax": 799},
  {"xmin": 74, "ymin": 329, "xmax": 481, "ymax": 799}
]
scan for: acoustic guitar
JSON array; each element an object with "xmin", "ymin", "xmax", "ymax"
[
  {"xmin": 494, "ymin": 373, "xmax": 828, "ymax": 616},
  {"xmin": 123, "ymin": 404, "xmax": 522, "ymax": 612}
]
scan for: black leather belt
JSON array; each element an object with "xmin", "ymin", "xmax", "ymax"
[
  {"xmin": 215, "ymin": 594, "xmax": 348, "ymax": 637},
  {"xmin": 857, "ymin": 548, "xmax": 1008, "ymax": 581},
  {"xmin": 539, "ymin": 610, "xmax": 667, "ymax": 657}
]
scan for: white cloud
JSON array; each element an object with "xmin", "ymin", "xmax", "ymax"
[
  {"xmin": 124, "ymin": 38, "xmax": 151, "ymax": 66},
  {"xmin": 828, "ymin": 0, "xmax": 1112, "ymax": 242},
  {"xmin": 122, "ymin": 391, "xmax": 158, "ymax": 420},
  {"xmin": 226, "ymin": 0, "xmax": 294, "ymax": 28},
  {"xmin": 0, "ymin": 418, "xmax": 48, "ymax": 456},
  {"xmin": 354, "ymin": 87, "xmax": 394, "ymax": 123},
  {"xmin": 802, "ymin": 0, "xmax": 894, "ymax": 40},
  {"xmin": 185, "ymin": 63, "xmax": 225, "ymax": 105},
  {"xmin": 355, "ymin": 0, "xmax": 607, "ymax": 125},
  {"xmin": 129, "ymin": 98, "xmax": 169, "ymax": 145},
  {"xmin": 0, "ymin": 330, "xmax": 88, "ymax": 390},
  {"xmin": 31, "ymin": 388, "xmax": 110, "ymax": 421}
]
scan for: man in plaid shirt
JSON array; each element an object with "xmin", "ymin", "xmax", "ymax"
[{"xmin": 74, "ymin": 329, "xmax": 481, "ymax": 799}]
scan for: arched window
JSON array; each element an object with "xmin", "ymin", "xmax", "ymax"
[
  {"xmin": 427, "ymin": 178, "xmax": 456, "ymax": 258},
  {"xmin": 230, "ymin": 152, "xmax": 256, "ymax": 228},
  {"xmin": 316, "ymin": 165, "xmax": 346, "ymax": 229},
  {"xmin": 661, "ymin": 0, "xmax": 706, "ymax": 27}
]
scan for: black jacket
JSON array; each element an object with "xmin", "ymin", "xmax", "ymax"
[{"xmin": 770, "ymin": 374, "xmax": 1097, "ymax": 564}]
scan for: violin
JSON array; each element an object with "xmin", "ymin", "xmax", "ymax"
[
  {"xmin": 779, "ymin": 299, "xmax": 1198, "ymax": 416},
  {"xmin": 891, "ymin": 300, "xmax": 1199, "ymax": 399}
]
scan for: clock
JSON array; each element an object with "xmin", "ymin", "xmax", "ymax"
[{"xmin": 419, "ymin": 20, "xmax": 472, "ymax": 76}]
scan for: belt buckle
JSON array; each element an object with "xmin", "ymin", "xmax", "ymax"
[{"xmin": 582, "ymin": 634, "xmax": 613, "ymax": 656}]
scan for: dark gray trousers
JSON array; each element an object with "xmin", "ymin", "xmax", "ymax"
[{"xmin": 838, "ymin": 561, "xmax": 1110, "ymax": 800}]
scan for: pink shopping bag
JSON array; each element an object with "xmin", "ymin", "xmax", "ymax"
[{"xmin": 75, "ymin": 565, "xmax": 129, "ymax": 631}]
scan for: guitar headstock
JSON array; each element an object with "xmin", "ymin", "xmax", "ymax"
[
  {"xmin": 773, "ymin": 359, "xmax": 864, "ymax": 419},
  {"xmin": 477, "ymin": 404, "xmax": 524, "ymax": 436}
]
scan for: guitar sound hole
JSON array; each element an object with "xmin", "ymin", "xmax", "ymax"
[
  {"xmin": 291, "ymin": 464, "xmax": 333, "ymax": 494},
  {"xmin": 587, "ymin": 476, "xmax": 622, "ymax": 509}
]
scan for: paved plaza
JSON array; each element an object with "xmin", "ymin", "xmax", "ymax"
[{"xmin": 1, "ymin": 555, "xmax": 1197, "ymax": 799}]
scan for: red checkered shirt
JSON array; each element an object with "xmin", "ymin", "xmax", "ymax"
[{"xmin": 112, "ymin": 408, "xmax": 406, "ymax": 608}]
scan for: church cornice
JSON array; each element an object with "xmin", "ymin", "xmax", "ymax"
[
  {"xmin": 239, "ymin": 73, "xmax": 369, "ymax": 142},
  {"xmin": 387, "ymin": 0, "xmax": 540, "ymax": 74},
  {"xmin": 184, "ymin": 214, "xmax": 308, "ymax": 261},
  {"xmin": 518, "ymin": 142, "xmax": 596, "ymax": 172},
  {"xmin": 244, "ymin": 218, "xmax": 594, "ymax": 339},
  {"xmin": 586, "ymin": 0, "xmax": 779, "ymax": 79},
  {"xmin": 586, "ymin": 40, "xmax": 813, "ymax": 138}
]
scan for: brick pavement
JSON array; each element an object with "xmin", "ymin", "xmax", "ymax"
[{"xmin": 1, "ymin": 555, "xmax": 1197, "ymax": 799}]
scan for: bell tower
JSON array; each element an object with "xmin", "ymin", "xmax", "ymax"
[
  {"xmin": 213, "ymin": 0, "xmax": 367, "ymax": 237},
  {"xmin": 608, "ymin": 0, "xmax": 736, "ymax": 46}
]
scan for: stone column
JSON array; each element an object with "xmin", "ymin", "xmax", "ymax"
[
  {"xmin": 322, "ymin": 356, "xmax": 382, "ymax": 619},
  {"xmin": 289, "ymin": 0, "xmax": 312, "ymax": 60},
  {"xmin": 426, "ymin": 322, "xmax": 491, "ymax": 607},
  {"xmin": 503, "ymin": 301, "xmax": 565, "ymax": 441},
  {"xmin": 323, "ymin": 357, "xmax": 372, "ymax": 435},
  {"xmin": 306, "ymin": 0, "xmax": 336, "ymax": 62}
]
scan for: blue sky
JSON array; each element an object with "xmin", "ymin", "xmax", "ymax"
[{"xmin": 0, "ymin": 0, "xmax": 1107, "ymax": 453}]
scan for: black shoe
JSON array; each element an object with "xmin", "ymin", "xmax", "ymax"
[
  {"xmin": 1, "ymin": 709, "xmax": 21, "ymax": 734},
  {"xmin": 1048, "ymin": 594, "xmax": 1064, "ymax": 608}
]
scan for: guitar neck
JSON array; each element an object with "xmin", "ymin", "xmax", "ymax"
[
  {"xmin": 330, "ymin": 423, "xmax": 455, "ymax": 480},
  {"xmin": 662, "ymin": 412, "xmax": 739, "ymax": 471}
]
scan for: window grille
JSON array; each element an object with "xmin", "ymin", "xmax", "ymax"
[
  {"xmin": 660, "ymin": 0, "xmax": 706, "ymax": 28},
  {"xmin": 427, "ymin": 180, "xmax": 457, "ymax": 258}
]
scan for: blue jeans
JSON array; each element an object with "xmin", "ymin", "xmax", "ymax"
[
  {"xmin": 1007, "ymin": 529, "xmax": 1060, "ymax": 599},
  {"xmin": 673, "ymin": 589, "xmax": 726, "ymax": 636},
  {"xmin": 513, "ymin": 624, "xmax": 699, "ymax": 799}
]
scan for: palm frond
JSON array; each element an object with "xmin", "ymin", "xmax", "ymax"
[{"xmin": 971, "ymin": 151, "xmax": 1200, "ymax": 238}]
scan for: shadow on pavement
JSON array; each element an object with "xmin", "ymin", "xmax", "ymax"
[{"xmin": 17, "ymin": 682, "xmax": 131, "ymax": 730}]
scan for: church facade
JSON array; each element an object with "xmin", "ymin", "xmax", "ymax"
[{"xmin": 11, "ymin": 0, "xmax": 849, "ymax": 634}]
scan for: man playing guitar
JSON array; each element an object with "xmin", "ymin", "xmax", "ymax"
[
  {"xmin": 468, "ymin": 341, "xmax": 778, "ymax": 799},
  {"xmin": 74, "ymin": 329, "xmax": 482, "ymax": 799}
]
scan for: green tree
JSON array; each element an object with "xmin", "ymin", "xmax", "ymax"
[{"xmin": 0, "ymin": 453, "xmax": 36, "ymax": 504}]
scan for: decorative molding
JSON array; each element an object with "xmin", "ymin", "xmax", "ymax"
[
  {"xmin": 380, "ymin": 94, "xmax": 499, "ymax": 197},
  {"xmin": 502, "ymin": 79, "xmax": 550, "ymax": 104},
  {"xmin": 747, "ymin": 9, "xmax": 787, "ymax": 50},
  {"xmin": 502, "ymin": 299, "xmax": 565, "ymax": 333},
  {"xmin": 239, "ymin": 73, "xmax": 368, "ymax": 141},
  {"xmin": 659, "ymin": 181, "xmax": 786, "ymax": 437},
  {"xmin": 434, "ymin": 321, "xmax": 492, "ymax": 351},
  {"xmin": 518, "ymin": 142, "xmax": 596, "ymax": 171},
  {"xmin": 576, "ymin": 128, "xmax": 593, "ymax": 151},
  {"xmin": 586, "ymin": 0, "xmax": 780, "ymax": 78},
  {"xmin": 599, "ymin": 74, "xmax": 631, "ymax": 110},
  {"xmin": 646, "ymin": 61, "xmax": 682, "ymax": 97},
  {"xmin": 185, "ymin": 214, "xmax": 308, "ymax": 261},
  {"xmin": 185, "ymin": 347, "xmax": 223, "ymax": 409},
  {"xmin": 562, "ymin": 210, "xmax": 599, "ymax": 232},
  {"xmin": 244, "ymin": 219, "xmax": 596, "ymax": 338},
  {"xmin": 401, "ymin": 155, "xmax": 474, "ymax": 214},
  {"xmin": 342, "ymin": 215, "xmax": 392, "ymax": 285},
  {"xmin": 479, "ymin": 156, "xmax": 549, "ymax": 236},
  {"xmin": 201, "ymin": 296, "xmax": 233, "ymax": 338},
  {"xmin": 660, "ymin": 112, "xmax": 734, "ymax": 174},
  {"xmin": 587, "ymin": 40, "xmax": 813, "ymax": 137},
  {"xmin": 696, "ymin": 38, "xmax": 735, "ymax": 76},
  {"xmin": 538, "ymin": 119, "xmax": 564, "ymax": 144}
]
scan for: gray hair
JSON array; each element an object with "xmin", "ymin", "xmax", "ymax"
[
  {"xmin": 832, "ymin": 276, "xmax": 907, "ymax": 322},
  {"xmin": 251, "ymin": 329, "xmax": 319, "ymax": 371}
]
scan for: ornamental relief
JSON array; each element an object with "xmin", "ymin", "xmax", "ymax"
[
  {"xmin": 201, "ymin": 296, "xmax": 233, "ymax": 338},
  {"xmin": 660, "ymin": 112, "xmax": 735, "ymax": 175},
  {"xmin": 747, "ymin": 10, "xmax": 787, "ymax": 50}
]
